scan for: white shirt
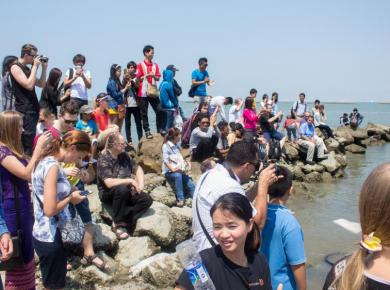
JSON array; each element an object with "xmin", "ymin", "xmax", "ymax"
[
  {"xmin": 228, "ymin": 105, "xmax": 241, "ymax": 123},
  {"xmin": 210, "ymin": 96, "xmax": 227, "ymax": 121},
  {"xmin": 66, "ymin": 68, "xmax": 91, "ymax": 101},
  {"xmin": 192, "ymin": 164, "xmax": 244, "ymax": 252}
]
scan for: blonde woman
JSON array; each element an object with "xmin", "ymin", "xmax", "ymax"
[
  {"xmin": 0, "ymin": 111, "xmax": 50, "ymax": 289},
  {"xmin": 323, "ymin": 163, "xmax": 390, "ymax": 290}
]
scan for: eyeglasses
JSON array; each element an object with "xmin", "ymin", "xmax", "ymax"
[
  {"xmin": 249, "ymin": 161, "xmax": 260, "ymax": 171},
  {"xmin": 27, "ymin": 52, "xmax": 37, "ymax": 57},
  {"xmin": 201, "ymin": 121, "xmax": 210, "ymax": 125},
  {"xmin": 64, "ymin": 119, "xmax": 77, "ymax": 125}
]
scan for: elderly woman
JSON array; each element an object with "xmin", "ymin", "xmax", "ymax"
[{"xmin": 97, "ymin": 132, "xmax": 152, "ymax": 240}]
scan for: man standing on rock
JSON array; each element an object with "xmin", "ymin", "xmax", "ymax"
[
  {"xmin": 192, "ymin": 141, "xmax": 279, "ymax": 252},
  {"xmin": 292, "ymin": 93, "xmax": 307, "ymax": 118}
]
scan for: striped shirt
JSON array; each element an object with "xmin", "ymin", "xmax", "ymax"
[{"xmin": 192, "ymin": 164, "xmax": 244, "ymax": 252}]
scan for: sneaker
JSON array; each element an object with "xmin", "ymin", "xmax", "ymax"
[
  {"xmin": 317, "ymin": 155, "xmax": 329, "ymax": 161},
  {"xmin": 305, "ymin": 160, "xmax": 315, "ymax": 165},
  {"xmin": 146, "ymin": 132, "xmax": 153, "ymax": 139}
]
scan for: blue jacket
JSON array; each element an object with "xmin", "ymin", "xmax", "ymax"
[
  {"xmin": 106, "ymin": 79, "xmax": 124, "ymax": 105},
  {"xmin": 159, "ymin": 70, "xmax": 178, "ymax": 110}
]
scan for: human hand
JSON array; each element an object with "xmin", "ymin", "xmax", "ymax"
[
  {"xmin": 0, "ymin": 233, "xmax": 13, "ymax": 262},
  {"xmin": 258, "ymin": 164, "xmax": 282, "ymax": 188},
  {"xmin": 65, "ymin": 88, "xmax": 71, "ymax": 97},
  {"xmin": 70, "ymin": 191, "xmax": 87, "ymax": 205},
  {"xmin": 277, "ymin": 284, "xmax": 283, "ymax": 290},
  {"xmin": 129, "ymin": 179, "xmax": 142, "ymax": 194},
  {"xmin": 33, "ymin": 56, "xmax": 42, "ymax": 68},
  {"xmin": 34, "ymin": 131, "xmax": 52, "ymax": 157},
  {"xmin": 64, "ymin": 167, "xmax": 81, "ymax": 177}
]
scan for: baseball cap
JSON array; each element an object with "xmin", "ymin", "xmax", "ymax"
[
  {"xmin": 80, "ymin": 105, "xmax": 93, "ymax": 114},
  {"xmin": 166, "ymin": 64, "xmax": 179, "ymax": 71},
  {"xmin": 96, "ymin": 93, "xmax": 109, "ymax": 103}
]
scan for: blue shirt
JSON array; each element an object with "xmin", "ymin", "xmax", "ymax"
[
  {"xmin": 76, "ymin": 119, "xmax": 98, "ymax": 135},
  {"xmin": 191, "ymin": 69, "xmax": 209, "ymax": 97},
  {"xmin": 299, "ymin": 122, "xmax": 314, "ymax": 139},
  {"xmin": 260, "ymin": 204, "xmax": 306, "ymax": 290}
]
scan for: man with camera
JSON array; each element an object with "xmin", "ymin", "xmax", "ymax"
[
  {"xmin": 10, "ymin": 43, "xmax": 48, "ymax": 155},
  {"xmin": 64, "ymin": 54, "xmax": 92, "ymax": 109}
]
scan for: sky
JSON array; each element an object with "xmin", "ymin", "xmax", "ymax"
[{"xmin": 1, "ymin": 0, "xmax": 389, "ymax": 102}]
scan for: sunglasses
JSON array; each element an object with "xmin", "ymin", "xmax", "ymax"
[
  {"xmin": 64, "ymin": 119, "xmax": 77, "ymax": 125},
  {"xmin": 201, "ymin": 121, "xmax": 210, "ymax": 125},
  {"xmin": 249, "ymin": 161, "xmax": 261, "ymax": 171}
]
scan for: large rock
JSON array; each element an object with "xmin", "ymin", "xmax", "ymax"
[
  {"xmin": 334, "ymin": 128, "xmax": 354, "ymax": 144},
  {"xmin": 301, "ymin": 164, "xmax": 324, "ymax": 174},
  {"xmin": 283, "ymin": 142, "xmax": 299, "ymax": 161},
  {"xmin": 303, "ymin": 171, "xmax": 322, "ymax": 183},
  {"xmin": 117, "ymin": 236, "xmax": 160, "ymax": 269},
  {"xmin": 321, "ymin": 171, "xmax": 333, "ymax": 182},
  {"xmin": 149, "ymin": 186, "xmax": 177, "ymax": 207},
  {"xmin": 143, "ymin": 173, "xmax": 166, "ymax": 192},
  {"xmin": 133, "ymin": 202, "xmax": 175, "ymax": 247},
  {"xmin": 128, "ymin": 253, "xmax": 182, "ymax": 288},
  {"xmin": 324, "ymin": 138, "xmax": 340, "ymax": 152},
  {"xmin": 349, "ymin": 128, "xmax": 368, "ymax": 140},
  {"xmin": 137, "ymin": 134, "xmax": 165, "ymax": 174},
  {"xmin": 345, "ymin": 144, "xmax": 366, "ymax": 154},
  {"xmin": 334, "ymin": 154, "xmax": 347, "ymax": 167},
  {"xmin": 367, "ymin": 123, "xmax": 390, "ymax": 135},
  {"xmin": 319, "ymin": 153, "xmax": 341, "ymax": 173},
  {"xmin": 170, "ymin": 206, "xmax": 193, "ymax": 243},
  {"xmin": 82, "ymin": 265, "xmax": 114, "ymax": 285},
  {"xmin": 92, "ymin": 223, "xmax": 118, "ymax": 252}
]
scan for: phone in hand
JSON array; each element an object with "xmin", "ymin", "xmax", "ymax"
[{"xmin": 79, "ymin": 190, "xmax": 92, "ymax": 196}]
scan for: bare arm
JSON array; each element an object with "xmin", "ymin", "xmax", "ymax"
[
  {"xmin": 292, "ymin": 263, "xmax": 306, "ymax": 290},
  {"xmin": 10, "ymin": 63, "xmax": 39, "ymax": 91},
  {"xmin": 81, "ymin": 73, "xmax": 92, "ymax": 89},
  {"xmin": 63, "ymin": 75, "xmax": 77, "ymax": 88},
  {"xmin": 103, "ymin": 177, "xmax": 135, "ymax": 189},
  {"xmin": 135, "ymin": 166, "xmax": 144, "ymax": 191},
  {"xmin": 35, "ymin": 62, "xmax": 48, "ymax": 88}
]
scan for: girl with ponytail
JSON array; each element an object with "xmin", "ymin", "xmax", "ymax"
[
  {"xmin": 323, "ymin": 162, "xmax": 390, "ymax": 290},
  {"xmin": 175, "ymin": 192, "xmax": 273, "ymax": 290}
]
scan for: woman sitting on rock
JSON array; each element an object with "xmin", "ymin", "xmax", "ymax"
[
  {"xmin": 97, "ymin": 131, "xmax": 152, "ymax": 240},
  {"xmin": 162, "ymin": 128, "xmax": 195, "ymax": 207},
  {"xmin": 175, "ymin": 192, "xmax": 273, "ymax": 290},
  {"xmin": 323, "ymin": 162, "xmax": 390, "ymax": 290},
  {"xmin": 314, "ymin": 104, "xmax": 334, "ymax": 139}
]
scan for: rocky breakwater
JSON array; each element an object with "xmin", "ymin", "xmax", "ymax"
[{"xmin": 56, "ymin": 124, "xmax": 390, "ymax": 289}]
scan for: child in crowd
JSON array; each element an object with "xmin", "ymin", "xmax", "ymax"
[
  {"xmin": 261, "ymin": 166, "xmax": 307, "ymax": 290},
  {"xmin": 36, "ymin": 107, "xmax": 55, "ymax": 135},
  {"xmin": 227, "ymin": 122, "xmax": 243, "ymax": 146},
  {"xmin": 257, "ymin": 135, "xmax": 269, "ymax": 165},
  {"xmin": 76, "ymin": 105, "xmax": 98, "ymax": 138},
  {"xmin": 92, "ymin": 93, "xmax": 111, "ymax": 132},
  {"xmin": 175, "ymin": 193, "xmax": 272, "ymax": 290},
  {"xmin": 283, "ymin": 112, "xmax": 298, "ymax": 142},
  {"xmin": 339, "ymin": 113, "xmax": 350, "ymax": 126}
]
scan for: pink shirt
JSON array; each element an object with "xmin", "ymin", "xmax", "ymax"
[{"xmin": 243, "ymin": 108, "xmax": 259, "ymax": 130}]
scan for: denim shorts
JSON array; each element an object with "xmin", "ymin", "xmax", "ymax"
[{"xmin": 70, "ymin": 180, "xmax": 92, "ymax": 224}]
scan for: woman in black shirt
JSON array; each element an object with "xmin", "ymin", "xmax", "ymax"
[{"xmin": 175, "ymin": 192, "xmax": 273, "ymax": 290}]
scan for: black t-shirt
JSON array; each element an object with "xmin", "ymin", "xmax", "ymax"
[
  {"xmin": 10, "ymin": 62, "xmax": 40, "ymax": 114},
  {"xmin": 176, "ymin": 245, "xmax": 272, "ymax": 290},
  {"xmin": 322, "ymin": 257, "xmax": 390, "ymax": 290},
  {"xmin": 260, "ymin": 114, "xmax": 275, "ymax": 133}
]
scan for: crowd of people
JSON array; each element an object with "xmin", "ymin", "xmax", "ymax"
[{"xmin": 0, "ymin": 42, "xmax": 387, "ymax": 290}]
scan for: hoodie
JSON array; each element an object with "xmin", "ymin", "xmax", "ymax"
[{"xmin": 159, "ymin": 70, "xmax": 178, "ymax": 110}]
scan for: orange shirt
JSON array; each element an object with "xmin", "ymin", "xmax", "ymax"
[{"xmin": 92, "ymin": 109, "xmax": 109, "ymax": 131}]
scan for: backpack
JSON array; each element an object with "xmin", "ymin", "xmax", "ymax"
[
  {"xmin": 293, "ymin": 101, "xmax": 307, "ymax": 113},
  {"xmin": 181, "ymin": 114, "xmax": 197, "ymax": 147},
  {"xmin": 268, "ymin": 139, "xmax": 282, "ymax": 161},
  {"xmin": 1, "ymin": 73, "xmax": 16, "ymax": 111},
  {"xmin": 64, "ymin": 68, "xmax": 74, "ymax": 90},
  {"xmin": 173, "ymin": 79, "xmax": 182, "ymax": 97}
]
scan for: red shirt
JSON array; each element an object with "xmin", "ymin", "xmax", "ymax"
[
  {"xmin": 92, "ymin": 109, "xmax": 109, "ymax": 131},
  {"xmin": 136, "ymin": 60, "xmax": 161, "ymax": 97}
]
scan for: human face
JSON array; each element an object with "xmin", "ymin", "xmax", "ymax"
[
  {"xmin": 145, "ymin": 49, "xmax": 154, "ymax": 61},
  {"xmin": 220, "ymin": 126, "xmax": 229, "ymax": 136},
  {"xmin": 200, "ymin": 105, "xmax": 208, "ymax": 114},
  {"xmin": 173, "ymin": 134, "xmax": 181, "ymax": 144},
  {"xmin": 63, "ymin": 146, "xmax": 88, "ymax": 163},
  {"xmin": 113, "ymin": 135, "xmax": 127, "ymax": 154},
  {"xmin": 18, "ymin": 120, "xmax": 24, "ymax": 136},
  {"xmin": 213, "ymin": 208, "xmax": 253, "ymax": 255},
  {"xmin": 199, "ymin": 118, "xmax": 210, "ymax": 131},
  {"xmin": 26, "ymin": 50, "xmax": 38, "ymax": 65},
  {"xmin": 307, "ymin": 117, "xmax": 314, "ymax": 125},
  {"xmin": 199, "ymin": 62, "xmax": 208, "ymax": 71},
  {"xmin": 115, "ymin": 67, "xmax": 122, "ymax": 78},
  {"xmin": 128, "ymin": 66, "xmax": 136, "ymax": 75},
  {"xmin": 74, "ymin": 61, "xmax": 84, "ymax": 68},
  {"xmin": 303, "ymin": 112, "xmax": 310, "ymax": 120},
  {"xmin": 299, "ymin": 94, "xmax": 305, "ymax": 102},
  {"xmin": 61, "ymin": 113, "xmax": 78, "ymax": 132}
]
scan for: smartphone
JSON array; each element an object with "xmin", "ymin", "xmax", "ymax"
[{"xmin": 79, "ymin": 190, "xmax": 92, "ymax": 196}]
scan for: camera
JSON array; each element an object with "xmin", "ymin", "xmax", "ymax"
[{"xmin": 38, "ymin": 55, "xmax": 49, "ymax": 63}]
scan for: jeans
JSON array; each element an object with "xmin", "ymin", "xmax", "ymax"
[
  {"xmin": 70, "ymin": 97, "xmax": 88, "ymax": 109},
  {"xmin": 165, "ymin": 172, "xmax": 195, "ymax": 201},
  {"xmin": 138, "ymin": 97, "xmax": 162, "ymax": 134},
  {"xmin": 125, "ymin": 107, "xmax": 143, "ymax": 142},
  {"xmin": 263, "ymin": 130, "xmax": 285, "ymax": 142},
  {"xmin": 286, "ymin": 126, "xmax": 297, "ymax": 141},
  {"xmin": 316, "ymin": 124, "xmax": 334, "ymax": 138},
  {"xmin": 161, "ymin": 109, "xmax": 175, "ymax": 132},
  {"xmin": 21, "ymin": 110, "xmax": 39, "ymax": 156}
]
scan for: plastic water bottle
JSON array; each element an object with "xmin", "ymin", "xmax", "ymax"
[{"xmin": 176, "ymin": 240, "xmax": 216, "ymax": 290}]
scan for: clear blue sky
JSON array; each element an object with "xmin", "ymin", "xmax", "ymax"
[{"xmin": 1, "ymin": 0, "xmax": 389, "ymax": 102}]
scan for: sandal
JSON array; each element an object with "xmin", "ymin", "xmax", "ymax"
[
  {"xmin": 81, "ymin": 254, "xmax": 109, "ymax": 272},
  {"xmin": 111, "ymin": 226, "xmax": 129, "ymax": 240},
  {"xmin": 176, "ymin": 200, "xmax": 184, "ymax": 208}
]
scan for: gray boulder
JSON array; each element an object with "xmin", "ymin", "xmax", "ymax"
[
  {"xmin": 324, "ymin": 138, "xmax": 340, "ymax": 152},
  {"xmin": 149, "ymin": 185, "xmax": 177, "ymax": 207},
  {"xmin": 345, "ymin": 144, "xmax": 366, "ymax": 154},
  {"xmin": 301, "ymin": 164, "xmax": 324, "ymax": 174},
  {"xmin": 92, "ymin": 223, "xmax": 118, "ymax": 252},
  {"xmin": 144, "ymin": 173, "xmax": 166, "ymax": 193},
  {"xmin": 283, "ymin": 142, "xmax": 299, "ymax": 161},
  {"xmin": 303, "ymin": 171, "xmax": 323, "ymax": 183},
  {"xmin": 367, "ymin": 123, "xmax": 390, "ymax": 135},
  {"xmin": 334, "ymin": 128, "xmax": 354, "ymax": 144},
  {"xmin": 170, "ymin": 206, "xmax": 193, "ymax": 243},
  {"xmin": 322, "ymin": 171, "xmax": 333, "ymax": 182},
  {"xmin": 133, "ymin": 202, "xmax": 175, "ymax": 247},
  {"xmin": 334, "ymin": 154, "xmax": 347, "ymax": 167},
  {"xmin": 117, "ymin": 236, "xmax": 160, "ymax": 269},
  {"xmin": 319, "ymin": 153, "xmax": 341, "ymax": 173},
  {"xmin": 128, "ymin": 253, "xmax": 182, "ymax": 288},
  {"xmin": 350, "ymin": 128, "xmax": 368, "ymax": 140}
]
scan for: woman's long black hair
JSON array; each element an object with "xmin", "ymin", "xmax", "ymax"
[
  {"xmin": 109, "ymin": 64, "xmax": 123, "ymax": 90},
  {"xmin": 210, "ymin": 192, "xmax": 260, "ymax": 255},
  {"xmin": 2, "ymin": 55, "xmax": 18, "ymax": 77}
]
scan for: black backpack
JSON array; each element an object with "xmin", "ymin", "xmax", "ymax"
[
  {"xmin": 1, "ymin": 73, "xmax": 15, "ymax": 111},
  {"xmin": 173, "ymin": 79, "xmax": 182, "ymax": 97},
  {"xmin": 268, "ymin": 139, "xmax": 282, "ymax": 161}
]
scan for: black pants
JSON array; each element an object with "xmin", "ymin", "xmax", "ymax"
[
  {"xmin": 70, "ymin": 97, "xmax": 88, "ymax": 109},
  {"xmin": 191, "ymin": 135, "xmax": 219, "ymax": 162},
  {"xmin": 139, "ymin": 97, "xmax": 162, "ymax": 133},
  {"xmin": 100, "ymin": 184, "xmax": 153, "ymax": 226},
  {"xmin": 125, "ymin": 107, "xmax": 143, "ymax": 142},
  {"xmin": 21, "ymin": 110, "xmax": 39, "ymax": 156},
  {"xmin": 317, "ymin": 124, "xmax": 334, "ymax": 138}
]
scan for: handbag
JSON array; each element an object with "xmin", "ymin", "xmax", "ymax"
[
  {"xmin": 34, "ymin": 191, "xmax": 85, "ymax": 245},
  {"xmin": 0, "ymin": 176, "xmax": 25, "ymax": 271},
  {"xmin": 117, "ymin": 104, "xmax": 126, "ymax": 120},
  {"xmin": 141, "ymin": 62, "xmax": 159, "ymax": 98}
]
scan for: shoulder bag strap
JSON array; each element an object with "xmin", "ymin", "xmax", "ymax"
[
  {"xmin": 195, "ymin": 172, "xmax": 217, "ymax": 247},
  {"xmin": 11, "ymin": 177, "xmax": 22, "ymax": 232}
]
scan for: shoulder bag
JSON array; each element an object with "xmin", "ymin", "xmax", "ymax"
[
  {"xmin": 0, "ymin": 176, "xmax": 25, "ymax": 271},
  {"xmin": 142, "ymin": 62, "xmax": 159, "ymax": 98}
]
